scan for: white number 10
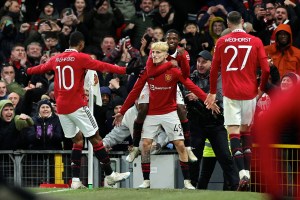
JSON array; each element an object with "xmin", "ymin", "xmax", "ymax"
[
  {"xmin": 224, "ymin": 45, "xmax": 252, "ymax": 71},
  {"xmin": 56, "ymin": 65, "xmax": 74, "ymax": 90}
]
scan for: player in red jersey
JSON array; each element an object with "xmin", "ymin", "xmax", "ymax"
[
  {"xmin": 114, "ymin": 41, "xmax": 220, "ymax": 189},
  {"xmin": 205, "ymin": 11, "xmax": 270, "ymax": 191},
  {"xmin": 126, "ymin": 29, "xmax": 198, "ymax": 164},
  {"xmin": 26, "ymin": 31, "xmax": 142, "ymax": 189}
]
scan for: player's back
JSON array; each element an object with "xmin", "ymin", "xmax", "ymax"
[
  {"xmin": 215, "ymin": 30, "xmax": 265, "ymax": 99},
  {"xmin": 52, "ymin": 50, "xmax": 88, "ymax": 114}
]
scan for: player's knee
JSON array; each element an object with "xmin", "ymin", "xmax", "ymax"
[{"xmin": 72, "ymin": 132, "xmax": 84, "ymax": 145}]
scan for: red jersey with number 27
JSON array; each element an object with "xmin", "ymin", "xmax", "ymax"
[
  {"xmin": 210, "ymin": 29, "xmax": 270, "ymax": 100},
  {"xmin": 27, "ymin": 49, "xmax": 126, "ymax": 114}
]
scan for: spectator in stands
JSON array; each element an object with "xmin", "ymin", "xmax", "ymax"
[
  {"xmin": 38, "ymin": 1, "xmax": 59, "ymax": 21},
  {"xmin": 24, "ymin": 19, "xmax": 61, "ymax": 47},
  {"xmin": 197, "ymin": 4, "xmax": 228, "ymax": 34},
  {"xmin": 110, "ymin": 0, "xmax": 136, "ymax": 23},
  {"xmin": 85, "ymin": 0, "xmax": 124, "ymax": 47},
  {"xmin": 72, "ymin": 0, "xmax": 90, "ymax": 23},
  {"xmin": 206, "ymin": 16, "xmax": 226, "ymax": 53},
  {"xmin": 1, "ymin": 63, "xmax": 25, "ymax": 97},
  {"xmin": 0, "ymin": 80, "xmax": 8, "ymax": 100},
  {"xmin": 152, "ymin": 0, "xmax": 176, "ymax": 33},
  {"xmin": 97, "ymin": 86, "xmax": 112, "ymax": 138},
  {"xmin": 105, "ymin": 96, "xmax": 125, "ymax": 139},
  {"xmin": 264, "ymin": 24, "xmax": 300, "ymax": 78},
  {"xmin": 7, "ymin": 91, "xmax": 21, "ymax": 114},
  {"xmin": 140, "ymin": 27, "xmax": 164, "ymax": 57},
  {"xmin": 26, "ymin": 99, "xmax": 64, "ymax": 150},
  {"xmin": 123, "ymin": 0, "xmax": 155, "ymax": 49},
  {"xmin": 183, "ymin": 50, "xmax": 239, "ymax": 190},
  {"xmin": 8, "ymin": 43, "xmax": 30, "ymax": 87},
  {"xmin": 0, "ymin": 16, "xmax": 30, "ymax": 62},
  {"xmin": 0, "ymin": 99, "xmax": 33, "ymax": 150},
  {"xmin": 42, "ymin": 31, "xmax": 61, "ymax": 52},
  {"xmin": 0, "ymin": 0, "xmax": 22, "ymax": 27},
  {"xmin": 180, "ymin": 21, "xmax": 211, "ymax": 70},
  {"xmin": 252, "ymin": 1, "xmax": 276, "ymax": 45},
  {"xmin": 26, "ymin": 42, "xmax": 42, "ymax": 66}
]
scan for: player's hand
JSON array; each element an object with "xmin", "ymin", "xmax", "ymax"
[
  {"xmin": 257, "ymin": 87, "xmax": 264, "ymax": 100},
  {"xmin": 185, "ymin": 92, "xmax": 198, "ymax": 101},
  {"xmin": 210, "ymin": 102, "xmax": 220, "ymax": 114},
  {"xmin": 204, "ymin": 93, "xmax": 216, "ymax": 109},
  {"xmin": 170, "ymin": 60, "xmax": 178, "ymax": 68},
  {"xmin": 113, "ymin": 113, "xmax": 123, "ymax": 126}
]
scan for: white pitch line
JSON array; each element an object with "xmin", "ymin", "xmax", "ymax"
[{"xmin": 36, "ymin": 189, "xmax": 71, "ymax": 195}]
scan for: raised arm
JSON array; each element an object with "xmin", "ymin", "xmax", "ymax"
[
  {"xmin": 179, "ymin": 75, "xmax": 207, "ymax": 102},
  {"xmin": 27, "ymin": 60, "xmax": 53, "ymax": 75}
]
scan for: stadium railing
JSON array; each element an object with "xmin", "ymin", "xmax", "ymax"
[{"xmin": 251, "ymin": 144, "xmax": 300, "ymax": 197}]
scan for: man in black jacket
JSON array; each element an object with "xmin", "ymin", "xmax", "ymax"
[{"xmin": 183, "ymin": 50, "xmax": 239, "ymax": 190}]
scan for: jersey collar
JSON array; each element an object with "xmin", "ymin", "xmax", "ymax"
[
  {"xmin": 232, "ymin": 29, "xmax": 246, "ymax": 33},
  {"xmin": 65, "ymin": 49, "xmax": 78, "ymax": 52}
]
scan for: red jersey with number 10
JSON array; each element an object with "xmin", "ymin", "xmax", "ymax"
[
  {"xmin": 27, "ymin": 49, "xmax": 126, "ymax": 114},
  {"xmin": 210, "ymin": 29, "xmax": 270, "ymax": 100}
]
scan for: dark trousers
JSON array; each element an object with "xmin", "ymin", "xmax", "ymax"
[{"xmin": 189, "ymin": 124, "xmax": 239, "ymax": 190}]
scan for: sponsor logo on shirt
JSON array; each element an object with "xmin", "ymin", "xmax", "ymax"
[{"xmin": 149, "ymin": 84, "xmax": 171, "ymax": 91}]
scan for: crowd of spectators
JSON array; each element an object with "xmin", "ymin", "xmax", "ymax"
[{"xmin": 0, "ymin": 0, "xmax": 299, "ymax": 181}]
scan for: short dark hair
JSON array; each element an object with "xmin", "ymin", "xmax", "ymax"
[
  {"xmin": 227, "ymin": 11, "xmax": 242, "ymax": 25},
  {"xmin": 69, "ymin": 31, "xmax": 85, "ymax": 47},
  {"xmin": 165, "ymin": 29, "xmax": 180, "ymax": 36}
]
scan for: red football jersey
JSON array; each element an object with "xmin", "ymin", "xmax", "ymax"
[
  {"xmin": 120, "ymin": 62, "xmax": 207, "ymax": 115},
  {"xmin": 146, "ymin": 48, "xmax": 191, "ymax": 79},
  {"xmin": 27, "ymin": 49, "xmax": 126, "ymax": 114},
  {"xmin": 210, "ymin": 29, "xmax": 270, "ymax": 100}
]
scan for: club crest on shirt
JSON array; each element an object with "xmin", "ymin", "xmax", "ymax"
[{"xmin": 165, "ymin": 74, "xmax": 172, "ymax": 82}]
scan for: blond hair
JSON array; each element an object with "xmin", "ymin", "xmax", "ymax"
[{"xmin": 151, "ymin": 42, "xmax": 169, "ymax": 52}]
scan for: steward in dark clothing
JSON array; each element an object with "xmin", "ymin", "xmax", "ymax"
[{"xmin": 182, "ymin": 50, "xmax": 239, "ymax": 190}]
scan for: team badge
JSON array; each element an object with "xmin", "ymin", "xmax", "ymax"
[{"xmin": 165, "ymin": 74, "xmax": 172, "ymax": 82}]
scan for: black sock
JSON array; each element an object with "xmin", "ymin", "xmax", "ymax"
[
  {"xmin": 180, "ymin": 161, "xmax": 190, "ymax": 180},
  {"xmin": 133, "ymin": 120, "xmax": 143, "ymax": 147},
  {"xmin": 241, "ymin": 131, "xmax": 252, "ymax": 171},
  {"xmin": 93, "ymin": 141, "xmax": 113, "ymax": 175},
  {"xmin": 181, "ymin": 120, "xmax": 191, "ymax": 147},
  {"xmin": 229, "ymin": 133, "xmax": 245, "ymax": 172},
  {"xmin": 141, "ymin": 163, "xmax": 150, "ymax": 180},
  {"xmin": 71, "ymin": 143, "xmax": 83, "ymax": 178}
]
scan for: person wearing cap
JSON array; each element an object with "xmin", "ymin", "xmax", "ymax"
[
  {"xmin": 38, "ymin": 1, "xmax": 59, "ymax": 21},
  {"xmin": 0, "ymin": 99, "xmax": 33, "ymax": 150},
  {"xmin": 25, "ymin": 99, "xmax": 64, "ymax": 150},
  {"xmin": 183, "ymin": 50, "xmax": 239, "ymax": 190}
]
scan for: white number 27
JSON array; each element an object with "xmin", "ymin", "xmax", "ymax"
[
  {"xmin": 225, "ymin": 45, "xmax": 252, "ymax": 71},
  {"xmin": 56, "ymin": 65, "xmax": 74, "ymax": 90}
]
